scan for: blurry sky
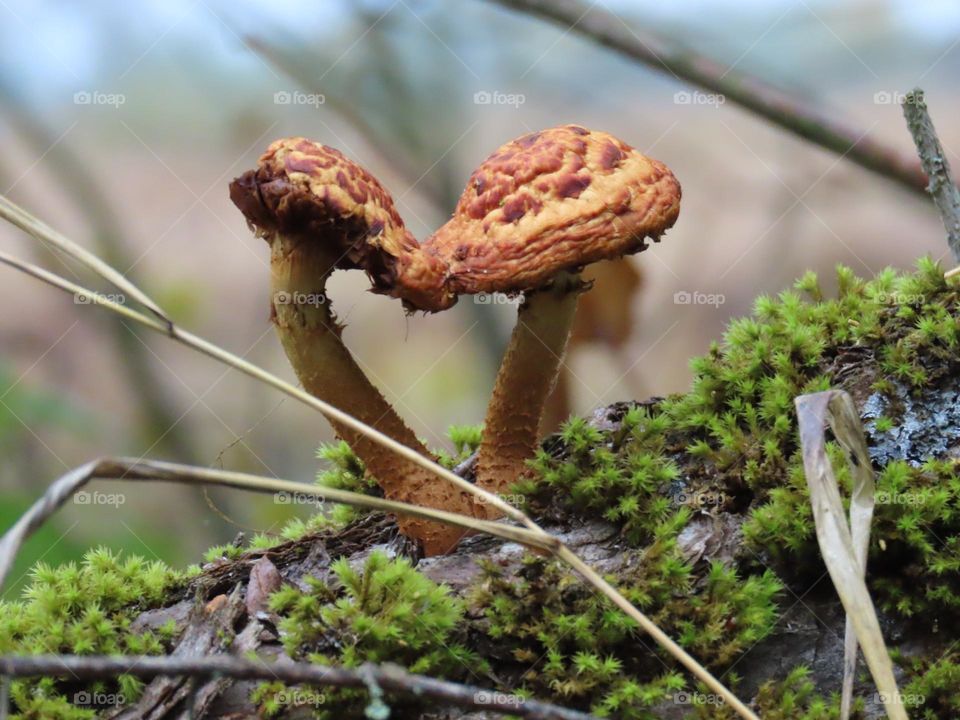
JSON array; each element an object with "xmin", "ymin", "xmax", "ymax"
[{"xmin": 1, "ymin": 0, "xmax": 958, "ymax": 573}]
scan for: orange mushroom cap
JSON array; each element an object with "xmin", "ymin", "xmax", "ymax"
[
  {"xmin": 229, "ymin": 137, "xmax": 445, "ymax": 298},
  {"xmin": 401, "ymin": 125, "xmax": 681, "ymax": 312}
]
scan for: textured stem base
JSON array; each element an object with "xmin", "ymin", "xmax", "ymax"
[
  {"xmin": 476, "ymin": 277, "xmax": 581, "ymax": 515},
  {"xmin": 269, "ymin": 237, "xmax": 476, "ymax": 554}
]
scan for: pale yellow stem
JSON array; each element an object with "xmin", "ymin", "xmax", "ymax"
[
  {"xmin": 476, "ymin": 275, "xmax": 581, "ymax": 512},
  {"xmin": 269, "ymin": 235, "xmax": 477, "ymax": 554}
]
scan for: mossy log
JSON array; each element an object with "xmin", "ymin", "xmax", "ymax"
[{"xmin": 4, "ymin": 262, "xmax": 960, "ymax": 719}]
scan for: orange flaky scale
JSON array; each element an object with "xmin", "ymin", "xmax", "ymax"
[
  {"xmin": 231, "ymin": 128, "xmax": 680, "ymax": 314},
  {"xmin": 229, "ymin": 137, "xmax": 446, "ymax": 302},
  {"xmin": 409, "ymin": 124, "xmax": 681, "ymax": 310}
]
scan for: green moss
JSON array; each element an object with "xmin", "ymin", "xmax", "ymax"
[
  {"xmin": 245, "ymin": 442, "xmax": 376, "ymax": 552},
  {"xmin": 203, "ymin": 543, "xmax": 243, "ymax": 563},
  {"xmin": 523, "ymin": 409, "xmax": 680, "ymax": 544},
  {"xmin": 901, "ymin": 651, "xmax": 960, "ymax": 718},
  {"xmin": 520, "ymin": 261, "xmax": 960, "ymax": 620},
  {"xmin": 435, "ymin": 423, "xmax": 483, "ymax": 468},
  {"xmin": 0, "ymin": 548, "xmax": 179, "ymax": 719},
  {"xmin": 470, "ymin": 554, "xmax": 778, "ymax": 718},
  {"xmin": 255, "ymin": 551, "xmax": 484, "ymax": 718},
  {"xmin": 7, "ymin": 261, "xmax": 960, "ymax": 718},
  {"xmin": 488, "ymin": 260, "xmax": 960, "ymax": 714},
  {"xmin": 698, "ymin": 667, "xmax": 852, "ymax": 719}
]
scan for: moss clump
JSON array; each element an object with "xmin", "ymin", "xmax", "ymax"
[
  {"xmin": 664, "ymin": 259, "xmax": 952, "ymax": 488},
  {"xmin": 522, "ymin": 410, "xmax": 681, "ymax": 544},
  {"xmin": 0, "ymin": 548, "xmax": 178, "ymax": 719},
  {"xmin": 256, "ymin": 551, "xmax": 484, "ymax": 718},
  {"xmin": 521, "ymin": 261, "xmax": 960, "ymax": 622},
  {"xmin": 698, "ymin": 666, "xmax": 850, "ymax": 719},
  {"xmin": 435, "ymin": 423, "xmax": 484, "ymax": 468},
  {"xmin": 471, "ymin": 554, "xmax": 778, "ymax": 719},
  {"xmin": 748, "ymin": 455, "xmax": 960, "ymax": 617},
  {"xmin": 490, "ymin": 260, "xmax": 959, "ymax": 714},
  {"xmin": 901, "ymin": 650, "xmax": 960, "ymax": 718}
]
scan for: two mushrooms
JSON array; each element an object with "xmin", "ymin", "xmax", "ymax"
[{"xmin": 229, "ymin": 125, "xmax": 681, "ymax": 556}]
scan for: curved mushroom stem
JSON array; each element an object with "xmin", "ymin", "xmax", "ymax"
[
  {"xmin": 476, "ymin": 272, "xmax": 582, "ymax": 513},
  {"xmin": 269, "ymin": 234, "xmax": 476, "ymax": 555}
]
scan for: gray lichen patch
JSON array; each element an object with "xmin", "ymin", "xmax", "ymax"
[{"xmin": 862, "ymin": 377, "xmax": 960, "ymax": 466}]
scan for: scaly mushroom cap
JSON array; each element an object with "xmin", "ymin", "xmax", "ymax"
[
  {"xmin": 404, "ymin": 125, "xmax": 681, "ymax": 311},
  {"xmin": 229, "ymin": 137, "xmax": 445, "ymax": 297}
]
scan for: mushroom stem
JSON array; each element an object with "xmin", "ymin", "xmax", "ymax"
[
  {"xmin": 476, "ymin": 272, "xmax": 582, "ymax": 509},
  {"xmin": 268, "ymin": 234, "xmax": 475, "ymax": 555}
]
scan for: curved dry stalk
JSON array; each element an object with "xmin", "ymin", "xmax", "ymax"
[
  {"xmin": 0, "ymin": 457, "xmax": 557, "ymax": 591},
  {"xmin": 0, "ymin": 655, "xmax": 598, "ymax": 720},
  {"xmin": 0, "ymin": 195, "xmax": 170, "ymax": 327},
  {"xmin": 0, "ymin": 200, "xmax": 758, "ymax": 718},
  {"xmin": 795, "ymin": 390, "xmax": 903, "ymax": 720},
  {"xmin": 0, "ymin": 248, "xmax": 528, "ymax": 530}
]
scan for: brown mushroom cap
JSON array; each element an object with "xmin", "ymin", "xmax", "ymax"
[
  {"xmin": 229, "ymin": 137, "xmax": 445, "ymax": 296},
  {"xmin": 404, "ymin": 125, "xmax": 681, "ymax": 311}
]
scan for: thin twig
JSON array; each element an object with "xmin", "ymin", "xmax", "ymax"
[
  {"xmin": 0, "ymin": 655, "xmax": 597, "ymax": 720},
  {"xmin": 901, "ymin": 88, "xmax": 960, "ymax": 263},
  {"xmin": 0, "ymin": 457, "xmax": 558, "ymax": 591},
  {"xmin": 485, "ymin": 0, "xmax": 931, "ymax": 196}
]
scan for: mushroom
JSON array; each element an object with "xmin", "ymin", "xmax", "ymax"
[
  {"xmin": 393, "ymin": 125, "xmax": 682, "ymax": 507},
  {"xmin": 229, "ymin": 137, "xmax": 474, "ymax": 555}
]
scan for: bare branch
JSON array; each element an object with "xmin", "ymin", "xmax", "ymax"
[
  {"xmin": 485, "ymin": 0, "xmax": 930, "ymax": 196},
  {"xmin": 0, "ymin": 655, "xmax": 597, "ymax": 720},
  {"xmin": 901, "ymin": 88, "xmax": 960, "ymax": 263}
]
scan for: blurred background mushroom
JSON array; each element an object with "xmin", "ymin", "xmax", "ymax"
[{"xmin": 0, "ymin": 0, "xmax": 957, "ymax": 587}]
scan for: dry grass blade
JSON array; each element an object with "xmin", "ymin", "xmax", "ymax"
[
  {"xmin": 0, "ymin": 457, "xmax": 558, "ymax": 590},
  {"xmin": 0, "ymin": 246, "xmax": 529, "ymax": 529},
  {"xmin": 0, "ymin": 194, "xmax": 171, "ymax": 326},
  {"xmin": 0, "ymin": 197, "xmax": 759, "ymax": 719},
  {"xmin": 795, "ymin": 390, "xmax": 904, "ymax": 720}
]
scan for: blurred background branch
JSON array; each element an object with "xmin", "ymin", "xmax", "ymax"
[{"xmin": 486, "ymin": 0, "xmax": 935, "ymax": 196}]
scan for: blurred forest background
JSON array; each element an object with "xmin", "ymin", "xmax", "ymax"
[{"xmin": 1, "ymin": 0, "xmax": 958, "ymax": 593}]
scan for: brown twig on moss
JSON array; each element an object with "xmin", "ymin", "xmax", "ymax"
[
  {"xmin": 0, "ymin": 655, "xmax": 598, "ymax": 720},
  {"xmin": 485, "ymin": 0, "xmax": 933, "ymax": 197},
  {"xmin": 901, "ymin": 88, "xmax": 960, "ymax": 263}
]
